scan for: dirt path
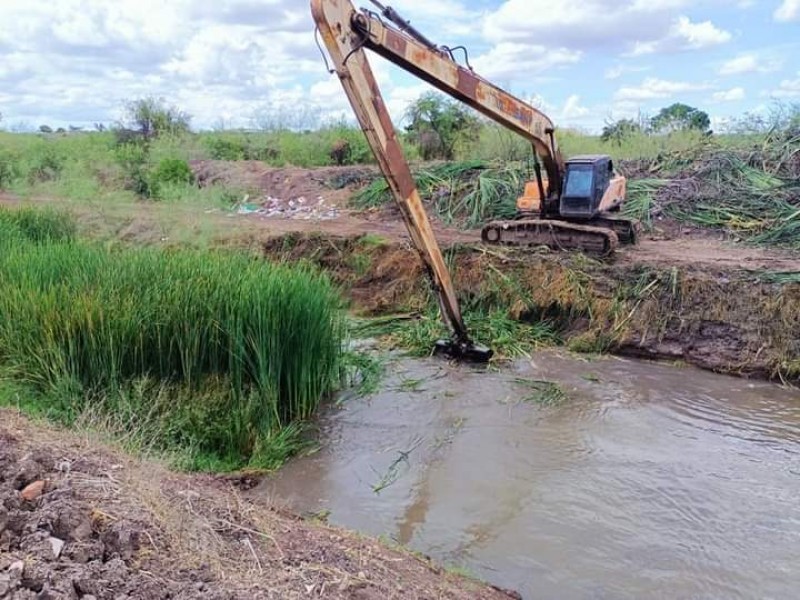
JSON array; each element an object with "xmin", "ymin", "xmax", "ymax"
[
  {"xmin": 0, "ymin": 408, "xmax": 518, "ymax": 600},
  {"xmin": 2, "ymin": 163, "xmax": 799, "ymax": 272}
]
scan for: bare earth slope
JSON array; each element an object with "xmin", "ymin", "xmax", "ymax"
[{"xmin": 0, "ymin": 408, "xmax": 517, "ymax": 600}]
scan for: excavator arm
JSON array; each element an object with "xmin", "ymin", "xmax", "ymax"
[
  {"xmin": 312, "ymin": 0, "xmax": 499, "ymax": 361},
  {"xmin": 311, "ymin": 1, "xmax": 635, "ymax": 360}
]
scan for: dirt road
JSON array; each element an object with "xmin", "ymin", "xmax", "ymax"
[{"xmin": 2, "ymin": 162, "xmax": 798, "ymax": 272}]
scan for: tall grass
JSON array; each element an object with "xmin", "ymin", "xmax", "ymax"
[{"xmin": 0, "ymin": 210, "xmax": 345, "ymax": 469}]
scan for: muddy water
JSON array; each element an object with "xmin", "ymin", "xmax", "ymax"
[{"xmin": 260, "ymin": 352, "xmax": 800, "ymax": 599}]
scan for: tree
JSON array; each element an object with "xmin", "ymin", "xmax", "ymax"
[
  {"xmin": 650, "ymin": 103, "xmax": 710, "ymax": 134},
  {"xmin": 121, "ymin": 97, "xmax": 191, "ymax": 138},
  {"xmin": 601, "ymin": 118, "xmax": 642, "ymax": 145},
  {"xmin": 405, "ymin": 92, "xmax": 480, "ymax": 160}
]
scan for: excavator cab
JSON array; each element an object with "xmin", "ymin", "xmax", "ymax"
[{"xmin": 559, "ymin": 155, "xmax": 614, "ymax": 219}]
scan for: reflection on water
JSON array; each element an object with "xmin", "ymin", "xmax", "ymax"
[{"xmin": 259, "ymin": 352, "xmax": 800, "ymax": 600}]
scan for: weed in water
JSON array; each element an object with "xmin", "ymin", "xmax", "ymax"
[
  {"xmin": 513, "ymin": 378, "xmax": 568, "ymax": 406},
  {"xmin": 341, "ymin": 350, "xmax": 385, "ymax": 398}
]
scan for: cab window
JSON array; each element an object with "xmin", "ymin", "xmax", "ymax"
[{"xmin": 564, "ymin": 167, "xmax": 593, "ymax": 197}]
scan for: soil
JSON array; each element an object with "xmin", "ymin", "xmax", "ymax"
[{"xmin": 0, "ymin": 408, "xmax": 518, "ymax": 600}]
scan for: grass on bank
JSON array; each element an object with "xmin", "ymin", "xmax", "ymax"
[{"xmin": 0, "ymin": 208, "xmax": 345, "ymax": 471}]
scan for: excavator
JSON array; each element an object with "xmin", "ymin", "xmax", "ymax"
[{"xmin": 311, "ymin": 0, "xmax": 639, "ymax": 362}]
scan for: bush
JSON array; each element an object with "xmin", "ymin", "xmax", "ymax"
[
  {"xmin": 0, "ymin": 218, "xmax": 345, "ymax": 470},
  {"xmin": 0, "ymin": 150, "xmax": 18, "ymax": 189},
  {"xmin": 114, "ymin": 142, "xmax": 151, "ymax": 196},
  {"xmin": 152, "ymin": 158, "xmax": 194, "ymax": 186}
]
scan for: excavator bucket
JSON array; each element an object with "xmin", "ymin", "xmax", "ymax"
[{"xmin": 434, "ymin": 339, "xmax": 494, "ymax": 363}]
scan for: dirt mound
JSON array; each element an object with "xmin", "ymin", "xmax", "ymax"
[
  {"xmin": 190, "ymin": 161, "xmax": 377, "ymax": 206},
  {"xmin": 0, "ymin": 410, "xmax": 517, "ymax": 600}
]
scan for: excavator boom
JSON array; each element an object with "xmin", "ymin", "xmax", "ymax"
[
  {"xmin": 311, "ymin": 0, "xmax": 491, "ymax": 362},
  {"xmin": 311, "ymin": 0, "xmax": 637, "ymax": 360}
]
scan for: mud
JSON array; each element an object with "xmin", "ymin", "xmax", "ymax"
[
  {"xmin": 0, "ymin": 409, "xmax": 517, "ymax": 600},
  {"xmin": 261, "ymin": 352, "xmax": 800, "ymax": 600}
]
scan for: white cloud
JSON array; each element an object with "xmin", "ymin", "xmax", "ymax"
[
  {"xmin": 472, "ymin": 43, "xmax": 581, "ymax": 80},
  {"xmin": 630, "ymin": 16, "xmax": 731, "ymax": 55},
  {"xmin": 718, "ymin": 53, "xmax": 781, "ymax": 75},
  {"xmin": 483, "ymin": 1, "xmax": 729, "ymax": 56},
  {"xmin": 615, "ymin": 77, "xmax": 711, "ymax": 101},
  {"xmin": 774, "ymin": 0, "xmax": 800, "ymax": 21},
  {"xmin": 561, "ymin": 95, "xmax": 590, "ymax": 119},
  {"xmin": 672, "ymin": 16, "xmax": 732, "ymax": 48},
  {"xmin": 768, "ymin": 74, "xmax": 800, "ymax": 98},
  {"xmin": 712, "ymin": 87, "xmax": 746, "ymax": 102},
  {"xmin": 605, "ymin": 64, "xmax": 650, "ymax": 80}
]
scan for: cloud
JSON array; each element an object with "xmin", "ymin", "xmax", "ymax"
[
  {"xmin": 718, "ymin": 53, "xmax": 781, "ymax": 75},
  {"xmin": 615, "ymin": 77, "xmax": 711, "ymax": 101},
  {"xmin": 483, "ymin": 0, "xmax": 728, "ymax": 56},
  {"xmin": 629, "ymin": 16, "xmax": 731, "ymax": 55},
  {"xmin": 561, "ymin": 95, "xmax": 590, "ymax": 120},
  {"xmin": 711, "ymin": 87, "xmax": 746, "ymax": 102},
  {"xmin": 605, "ymin": 64, "xmax": 650, "ymax": 80},
  {"xmin": 471, "ymin": 43, "xmax": 582, "ymax": 80},
  {"xmin": 768, "ymin": 74, "xmax": 800, "ymax": 98},
  {"xmin": 774, "ymin": 0, "xmax": 800, "ymax": 21}
]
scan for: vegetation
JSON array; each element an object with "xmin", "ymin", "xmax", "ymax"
[
  {"xmin": 0, "ymin": 209, "xmax": 345, "ymax": 470},
  {"xmin": 404, "ymin": 92, "xmax": 481, "ymax": 160},
  {"xmin": 650, "ymin": 103, "xmax": 711, "ymax": 134}
]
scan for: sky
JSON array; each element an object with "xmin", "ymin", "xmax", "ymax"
[{"xmin": 0, "ymin": 0, "xmax": 798, "ymax": 132}]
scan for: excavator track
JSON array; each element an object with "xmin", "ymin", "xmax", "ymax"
[{"xmin": 481, "ymin": 219, "xmax": 620, "ymax": 256}]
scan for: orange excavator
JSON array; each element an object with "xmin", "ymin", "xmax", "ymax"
[{"xmin": 311, "ymin": 0, "xmax": 639, "ymax": 362}]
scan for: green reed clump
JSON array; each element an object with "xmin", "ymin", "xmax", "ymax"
[{"xmin": 0, "ymin": 224, "xmax": 344, "ymax": 470}]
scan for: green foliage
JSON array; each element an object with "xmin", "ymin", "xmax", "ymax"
[
  {"xmin": 152, "ymin": 158, "xmax": 194, "ymax": 186},
  {"xmin": 601, "ymin": 119, "xmax": 643, "ymax": 145},
  {"xmin": 0, "ymin": 149, "xmax": 19, "ymax": 188},
  {"xmin": 120, "ymin": 96, "xmax": 191, "ymax": 138},
  {"xmin": 405, "ymin": 92, "xmax": 481, "ymax": 160},
  {"xmin": 0, "ymin": 207, "xmax": 76, "ymax": 243},
  {"xmin": 357, "ymin": 307, "xmax": 558, "ymax": 360},
  {"xmin": 114, "ymin": 142, "xmax": 151, "ymax": 196},
  {"xmin": 0, "ymin": 215, "xmax": 345, "ymax": 470},
  {"xmin": 513, "ymin": 378, "xmax": 568, "ymax": 406},
  {"xmin": 651, "ymin": 103, "xmax": 711, "ymax": 134}
]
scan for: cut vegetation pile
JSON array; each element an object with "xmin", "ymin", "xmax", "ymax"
[
  {"xmin": 623, "ymin": 129, "xmax": 800, "ymax": 247},
  {"xmin": 0, "ymin": 208, "xmax": 344, "ymax": 471},
  {"xmin": 352, "ymin": 130, "xmax": 800, "ymax": 251},
  {"xmin": 353, "ymin": 160, "xmax": 526, "ymax": 228}
]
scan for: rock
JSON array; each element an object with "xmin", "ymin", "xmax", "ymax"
[
  {"xmin": 0, "ymin": 574, "xmax": 12, "ymax": 596},
  {"xmin": 20, "ymin": 481, "xmax": 45, "ymax": 502},
  {"xmin": 13, "ymin": 458, "xmax": 43, "ymax": 490},
  {"xmin": 9, "ymin": 560, "xmax": 25, "ymax": 576},
  {"xmin": 48, "ymin": 537, "xmax": 65, "ymax": 559}
]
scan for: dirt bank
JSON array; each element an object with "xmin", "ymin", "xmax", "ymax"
[
  {"xmin": 264, "ymin": 234, "xmax": 800, "ymax": 381},
  {"xmin": 0, "ymin": 409, "xmax": 518, "ymax": 600}
]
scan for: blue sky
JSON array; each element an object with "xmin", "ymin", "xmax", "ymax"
[{"xmin": 0, "ymin": 0, "xmax": 798, "ymax": 132}]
